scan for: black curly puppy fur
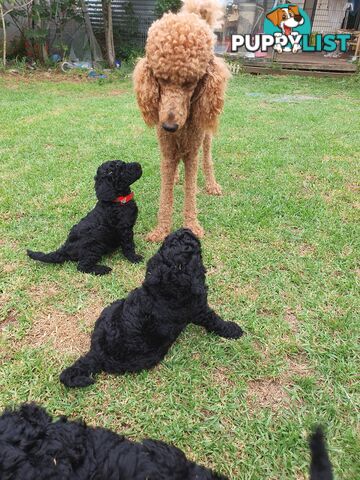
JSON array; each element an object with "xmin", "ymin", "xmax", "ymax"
[
  {"xmin": 0, "ymin": 403, "xmax": 227, "ymax": 479},
  {"xmin": 27, "ymin": 160, "xmax": 143, "ymax": 276},
  {"xmin": 309, "ymin": 426, "xmax": 333, "ymax": 480},
  {"xmin": 60, "ymin": 228, "xmax": 243, "ymax": 388},
  {"xmin": 0, "ymin": 404, "xmax": 333, "ymax": 480}
]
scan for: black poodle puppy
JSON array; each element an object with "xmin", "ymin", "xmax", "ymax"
[
  {"xmin": 0, "ymin": 403, "xmax": 227, "ymax": 479},
  {"xmin": 60, "ymin": 228, "xmax": 243, "ymax": 388},
  {"xmin": 27, "ymin": 160, "xmax": 143, "ymax": 276},
  {"xmin": 0, "ymin": 404, "xmax": 333, "ymax": 480}
]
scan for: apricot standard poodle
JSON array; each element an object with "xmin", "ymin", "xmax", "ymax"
[{"xmin": 133, "ymin": 0, "xmax": 230, "ymax": 242}]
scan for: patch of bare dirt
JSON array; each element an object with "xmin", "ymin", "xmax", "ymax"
[
  {"xmin": 28, "ymin": 283, "xmax": 60, "ymax": 301},
  {"xmin": 0, "ymin": 71, "xmax": 90, "ymax": 84},
  {"xmin": 247, "ymin": 379, "xmax": 291, "ymax": 412},
  {"xmin": 247, "ymin": 350, "xmax": 313, "ymax": 414},
  {"xmin": 108, "ymin": 89, "xmax": 126, "ymax": 96},
  {"xmin": 0, "ymin": 310, "xmax": 18, "ymax": 331},
  {"xmin": 286, "ymin": 354, "xmax": 313, "ymax": 378},
  {"xmin": 2, "ymin": 264, "xmax": 17, "ymax": 273},
  {"xmin": 284, "ymin": 307, "xmax": 301, "ymax": 334},
  {"xmin": 346, "ymin": 183, "xmax": 359, "ymax": 193},
  {"xmin": 2, "ymin": 283, "xmax": 104, "ymax": 355},
  {"xmin": 24, "ymin": 296, "xmax": 103, "ymax": 355},
  {"xmin": 233, "ymin": 284, "xmax": 259, "ymax": 302},
  {"xmin": 212, "ymin": 366, "xmax": 235, "ymax": 389},
  {"xmin": 298, "ymin": 243, "xmax": 316, "ymax": 257}
]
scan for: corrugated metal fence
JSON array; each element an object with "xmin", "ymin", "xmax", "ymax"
[{"xmin": 85, "ymin": 0, "xmax": 156, "ymax": 47}]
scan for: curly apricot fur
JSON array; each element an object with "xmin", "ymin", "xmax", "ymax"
[{"xmin": 133, "ymin": 0, "xmax": 230, "ymax": 242}]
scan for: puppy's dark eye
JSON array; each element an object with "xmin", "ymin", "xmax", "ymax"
[
  {"xmin": 176, "ymin": 263, "xmax": 183, "ymax": 270},
  {"xmin": 108, "ymin": 170, "xmax": 113, "ymax": 176}
]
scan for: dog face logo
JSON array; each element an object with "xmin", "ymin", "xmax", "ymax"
[
  {"xmin": 266, "ymin": 5, "xmax": 304, "ymax": 36},
  {"xmin": 265, "ymin": 4, "xmax": 309, "ymax": 53}
]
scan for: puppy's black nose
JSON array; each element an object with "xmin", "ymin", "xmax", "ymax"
[
  {"xmin": 162, "ymin": 122, "xmax": 179, "ymax": 133},
  {"xmin": 294, "ymin": 15, "xmax": 302, "ymax": 21}
]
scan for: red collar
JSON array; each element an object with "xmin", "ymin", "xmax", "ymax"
[{"xmin": 112, "ymin": 192, "xmax": 134, "ymax": 204}]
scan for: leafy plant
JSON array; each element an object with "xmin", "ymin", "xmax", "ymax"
[
  {"xmin": 6, "ymin": 0, "xmax": 82, "ymax": 62},
  {"xmin": 114, "ymin": 1, "xmax": 140, "ymax": 61},
  {"xmin": 154, "ymin": 0, "xmax": 181, "ymax": 18},
  {"xmin": 0, "ymin": 0, "xmax": 33, "ymax": 68}
]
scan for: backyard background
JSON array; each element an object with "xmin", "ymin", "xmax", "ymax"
[{"xmin": 0, "ymin": 72, "xmax": 359, "ymax": 479}]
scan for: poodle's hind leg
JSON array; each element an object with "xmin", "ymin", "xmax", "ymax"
[
  {"xmin": 194, "ymin": 307, "xmax": 243, "ymax": 339},
  {"xmin": 77, "ymin": 248, "xmax": 111, "ymax": 276},
  {"xmin": 202, "ymin": 133, "xmax": 222, "ymax": 196},
  {"xmin": 183, "ymin": 153, "xmax": 204, "ymax": 238},
  {"xmin": 78, "ymin": 260, "xmax": 112, "ymax": 276},
  {"xmin": 60, "ymin": 351, "xmax": 101, "ymax": 388},
  {"xmin": 147, "ymin": 154, "xmax": 179, "ymax": 243}
]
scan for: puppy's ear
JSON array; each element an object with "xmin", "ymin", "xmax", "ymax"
[
  {"xmin": 144, "ymin": 254, "xmax": 166, "ymax": 286},
  {"xmin": 133, "ymin": 58, "xmax": 159, "ymax": 127},
  {"xmin": 289, "ymin": 5, "xmax": 300, "ymax": 16},
  {"xmin": 266, "ymin": 8, "xmax": 282, "ymax": 27},
  {"xmin": 192, "ymin": 56, "xmax": 230, "ymax": 133},
  {"xmin": 186, "ymin": 255, "xmax": 207, "ymax": 296},
  {"xmin": 95, "ymin": 175, "xmax": 117, "ymax": 202}
]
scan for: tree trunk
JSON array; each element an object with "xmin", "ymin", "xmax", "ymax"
[
  {"xmin": 33, "ymin": 0, "xmax": 49, "ymax": 63},
  {"xmin": 0, "ymin": 4, "xmax": 7, "ymax": 68},
  {"xmin": 102, "ymin": 0, "xmax": 115, "ymax": 68}
]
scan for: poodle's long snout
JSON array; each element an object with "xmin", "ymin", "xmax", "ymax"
[{"xmin": 162, "ymin": 122, "xmax": 179, "ymax": 133}]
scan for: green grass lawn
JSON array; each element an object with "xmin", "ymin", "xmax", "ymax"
[{"xmin": 0, "ymin": 72, "xmax": 359, "ymax": 479}]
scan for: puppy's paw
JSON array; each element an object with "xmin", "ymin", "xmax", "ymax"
[
  {"xmin": 205, "ymin": 182, "xmax": 222, "ymax": 196},
  {"xmin": 93, "ymin": 265, "xmax": 112, "ymax": 276},
  {"xmin": 60, "ymin": 369, "xmax": 95, "ymax": 388},
  {"xmin": 184, "ymin": 221, "xmax": 204, "ymax": 239},
  {"xmin": 221, "ymin": 321, "xmax": 244, "ymax": 339},
  {"xmin": 146, "ymin": 227, "xmax": 170, "ymax": 243},
  {"xmin": 127, "ymin": 253, "xmax": 143, "ymax": 264}
]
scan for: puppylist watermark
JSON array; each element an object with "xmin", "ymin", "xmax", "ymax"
[{"xmin": 231, "ymin": 4, "xmax": 351, "ymax": 55}]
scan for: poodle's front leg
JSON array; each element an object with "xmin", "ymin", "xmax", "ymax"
[
  {"xmin": 183, "ymin": 153, "xmax": 204, "ymax": 238},
  {"xmin": 194, "ymin": 307, "xmax": 243, "ymax": 339},
  {"xmin": 202, "ymin": 133, "xmax": 222, "ymax": 196},
  {"xmin": 147, "ymin": 156, "xmax": 179, "ymax": 242},
  {"xmin": 60, "ymin": 351, "xmax": 102, "ymax": 388},
  {"xmin": 119, "ymin": 228, "xmax": 143, "ymax": 263}
]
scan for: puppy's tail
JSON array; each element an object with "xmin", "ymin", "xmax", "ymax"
[
  {"xmin": 181, "ymin": 0, "xmax": 224, "ymax": 29},
  {"xmin": 60, "ymin": 352, "xmax": 101, "ymax": 388},
  {"xmin": 309, "ymin": 426, "xmax": 333, "ymax": 480},
  {"xmin": 27, "ymin": 248, "xmax": 68, "ymax": 264}
]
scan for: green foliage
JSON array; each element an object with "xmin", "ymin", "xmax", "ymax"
[
  {"xmin": 8, "ymin": 0, "xmax": 82, "ymax": 60},
  {"xmin": 154, "ymin": 0, "xmax": 182, "ymax": 18},
  {"xmin": 114, "ymin": 1, "xmax": 141, "ymax": 61}
]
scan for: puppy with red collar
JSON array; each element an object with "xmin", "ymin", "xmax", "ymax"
[
  {"xmin": 27, "ymin": 160, "xmax": 143, "ymax": 275},
  {"xmin": 266, "ymin": 5, "xmax": 304, "ymax": 53}
]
